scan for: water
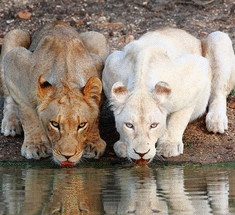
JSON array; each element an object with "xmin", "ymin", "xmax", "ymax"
[{"xmin": 0, "ymin": 165, "xmax": 234, "ymax": 215}]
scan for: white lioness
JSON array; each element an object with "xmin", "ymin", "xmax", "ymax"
[
  {"xmin": 0, "ymin": 21, "xmax": 108, "ymax": 165},
  {"xmin": 102, "ymin": 28, "xmax": 235, "ymax": 164}
]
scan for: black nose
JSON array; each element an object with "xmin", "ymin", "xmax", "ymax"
[
  {"xmin": 64, "ymin": 155, "xmax": 71, "ymax": 160},
  {"xmin": 62, "ymin": 154, "xmax": 75, "ymax": 160},
  {"xmin": 133, "ymin": 149, "xmax": 150, "ymax": 158}
]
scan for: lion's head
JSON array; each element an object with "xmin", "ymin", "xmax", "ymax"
[
  {"xmin": 37, "ymin": 76, "xmax": 102, "ymax": 165},
  {"xmin": 111, "ymin": 81, "xmax": 171, "ymax": 165}
]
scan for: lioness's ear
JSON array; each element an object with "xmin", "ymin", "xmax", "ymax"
[
  {"xmin": 111, "ymin": 82, "xmax": 129, "ymax": 109},
  {"xmin": 83, "ymin": 77, "xmax": 102, "ymax": 105},
  {"xmin": 152, "ymin": 81, "xmax": 171, "ymax": 106},
  {"xmin": 37, "ymin": 75, "xmax": 54, "ymax": 100}
]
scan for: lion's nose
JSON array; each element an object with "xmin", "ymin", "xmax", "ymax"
[
  {"xmin": 133, "ymin": 149, "xmax": 150, "ymax": 158},
  {"xmin": 64, "ymin": 155, "xmax": 72, "ymax": 160},
  {"xmin": 62, "ymin": 153, "xmax": 75, "ymax": 160}
]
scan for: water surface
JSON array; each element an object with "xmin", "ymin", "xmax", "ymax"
[{"xmin": 0, "ymin": 164, "xmax": 234, "ymax": 215}]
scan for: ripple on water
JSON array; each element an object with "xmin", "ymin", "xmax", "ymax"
[{"xmin": 0, "ymin": 165, "xmax": 234, "ymax": 215}]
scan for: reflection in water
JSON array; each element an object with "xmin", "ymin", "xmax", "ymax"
[
  {"xmin": 0, "ymin": 168, "xmax": 105, "ymax": 215},
  {"xmin": 104, "ymin": 168, "xmax": 167, "ymax": 214},
  {"xmin": 0, "ymin": 165, "xmax": 234, "ymax": 215},
  {"xmin": 43, "ymin": 168, "xmax": 105, "ymax": 215}
]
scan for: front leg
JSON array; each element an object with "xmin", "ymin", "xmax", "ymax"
[
  {"xmin": 1, "ymin": 96, "xmax": 22, "ymax": 136},
  {"xmin": 113, "ymin": 140, "xmax": 127, "ymax": 158},
  {"xmin": 19, "ymin": 105, "xmax": 51, "ymax": 160},
  {"xmin": 202, "ymin": 31, "xmax": 235, "ymax": 133},
  {"xmin": 206, "ymin": 99, "xmax": 228, "ymax": 134},
  {"xmin": 83, "ymin": 123, "xmax": 106, "ymax": 159},
  {"xmin": 83, "ymin": 138, "xmax": 106, "ymax": 159},
  {"xmin": 157, "ymin": 106, "xmax": 194, "ymax": 157},
  {"xmin": 0, "ymin": 29, "xmax": 30, "ymax": 136}
]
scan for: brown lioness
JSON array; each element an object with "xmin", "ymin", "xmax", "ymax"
[{"xmin": 0, "ymin": 21, "xmax": 108, "ymax": 165}]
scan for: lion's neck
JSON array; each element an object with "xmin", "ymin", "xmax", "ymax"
[{"xmin": 126, "ymin": 46, "xmax": 169, "ymax": 93}]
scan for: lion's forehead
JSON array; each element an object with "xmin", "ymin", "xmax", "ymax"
[
  {"xmin": 57, "ymin": 109, "xmax": 94, "ymax": 123},
  {"xmin": 121, "ymin": 97, "xmax": 161, "ymax": 123},
  {"xmin": 54, "ymin": 94, "xmax": 93, "ymax": 112},
  {"xmin": 57, "ymin": 102, "xmax": 98, "ymax": 122},
  {"xmin": 42, "ymin": 99, "xmax": 97, "ymax": 126}
]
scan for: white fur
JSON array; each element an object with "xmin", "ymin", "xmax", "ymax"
[
  {"xmin": 115, "ymin": 169, "xmax": 168, "ymax": 214},
  {"xmin": 102, "ymin": 28, "xmax": 235, "ymax": 159}
]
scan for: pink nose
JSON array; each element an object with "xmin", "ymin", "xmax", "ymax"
[{"xmin": 133, "ymin": 149, "xmax": 150, "ymax": 158}]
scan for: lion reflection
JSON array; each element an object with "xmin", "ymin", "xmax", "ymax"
[
  {"xmin": 0, "ymin": 166, "xmax": 233, "ymax": 215},
  {"xmin": 104, "ymin": 166, "xmax": 232, "ymax": 215},
  {"xmin": 42, "ymin": 168, "xmax": 104, "ymax": 215},
  {"xmin": 0, "ymin": 167, "xmax": 104, "ymax": 215},
  {"xmin": 105, "ymin": 167, "xmax": 168, "ymax": 214}
]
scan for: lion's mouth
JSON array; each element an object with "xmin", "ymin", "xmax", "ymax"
[
  {"xmin": 131, "ymin": 158, "xmax": 151, "ymax": 167},
  {"xmin": 60, "ymin": 161, "xmax": 75, "ymax": 167}
]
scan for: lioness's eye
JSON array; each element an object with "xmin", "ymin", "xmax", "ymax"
[
  {"xmin": 150, "ymin": 123, "xmax": 158, "ymax": 129},
  {"xmin": 77, "ymin": 122, "xmax": 87, "ymax": 130},
  {"xmin": 125, "ymin": 122, "xmax": 134, "ymax": 129},
  {"xmin": 50, "ymin": 121, "xmax": 60, "ymax": 130}
]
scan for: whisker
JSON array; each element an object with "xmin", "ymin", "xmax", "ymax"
[
  {"xmin": 154, "ymin": 153, "xmax": 165, "ymax": 161},
  {"xmin": 79, "ymin": 157, "xmax": 86, "ymax": 163}
]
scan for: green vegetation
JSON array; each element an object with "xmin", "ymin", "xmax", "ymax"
[{"xmin": 0, "ymin": 161, "xmax": 234, "ymax": 169}]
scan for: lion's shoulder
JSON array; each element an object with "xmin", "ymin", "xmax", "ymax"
[{"xmin": 29, "ymin": 21, "xmax": 80, "ymax": 52}]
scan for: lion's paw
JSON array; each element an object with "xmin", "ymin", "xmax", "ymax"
[
  {"xmin": 113, "ymin": 140, "xmax": 127, "ymax": 158},
  {"xmin": 21, "ymin": 139, "xmax": 51, "ymax": 160},
  {"xmin": 206, "ymin": 108, "xmax": 228, "ymax": 134},
  {"xmin": 156, "ymin": 141, "xmax": 183, "ymax": 157},
  {"xmin": 1, "ymin": 112, "xmax": 22, "ymax": 137},
  {"xmin": 83, "ymin": 139, "xmax": 106, "ymax": 159}
]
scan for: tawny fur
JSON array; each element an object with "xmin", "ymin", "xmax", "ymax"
[{"xmin": 0, "ymin": 21, "xmax": 108, "ymax": 164}]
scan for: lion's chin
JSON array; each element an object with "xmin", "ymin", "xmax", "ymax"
[{"xmin": 131, "ymin": 158, "xmax": 151, "ymax": 167}]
